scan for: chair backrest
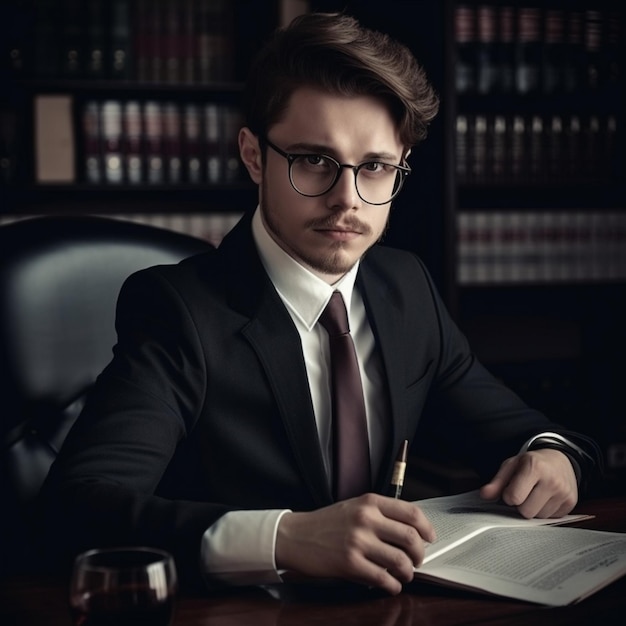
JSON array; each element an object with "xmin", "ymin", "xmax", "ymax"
[{"xmin": 0, "ymin": 215, "xmax": 212, "ymax": 572}]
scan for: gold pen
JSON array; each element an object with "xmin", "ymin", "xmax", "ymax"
[{"xmin": 388, "ymin": 439, "xmax": 408, "ymax": 498}]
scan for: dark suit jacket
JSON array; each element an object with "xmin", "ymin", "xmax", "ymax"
[{"xmin": 39, "ymin": 211, "xmax": 583, "ymax": 586}]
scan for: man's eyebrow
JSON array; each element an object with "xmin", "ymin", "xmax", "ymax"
[{"xmin": 285, "ymin": 142, "xmax": 401, "ymax": 163}]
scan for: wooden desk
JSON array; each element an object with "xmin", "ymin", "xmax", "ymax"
[{"xmin": 2, "ymin": 497, "xmax": 625, "ymax": 626}]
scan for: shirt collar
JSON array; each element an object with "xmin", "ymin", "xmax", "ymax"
[{"xmin": 252, "ymin": 207, "xmax": 360, "ymax": 331}]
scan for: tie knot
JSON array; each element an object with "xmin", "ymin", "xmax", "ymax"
[{"xmin": 319, "ymin": 291, "xmax": 350, "ymax": 337}]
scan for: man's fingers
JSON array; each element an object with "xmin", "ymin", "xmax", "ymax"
[
  {"xmin": 480, "ymin": 450, "xmax": 578, "ymax": 519},
  {"xmin": 480, "ymin": 456, "xmax": 520, "ymax": 502},
  {"xmin": 364, "ymin": 540, "xmax": 418, "ymax": 585},
  {"xmin": 378, "ymin": 497, "xmax": 437, "ymax": 544}
]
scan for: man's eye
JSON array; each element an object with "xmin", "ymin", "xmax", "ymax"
[
  {"xmin": 304, "ymin": 155, "xmax": 327, "ymax": 167},
  {"xmin": 363, "ymin": 161, "xmax": 382, "ymax": 172},
  {"xmin": 362, "ymin": 161, "xmax": 394, "ymax": 174}
]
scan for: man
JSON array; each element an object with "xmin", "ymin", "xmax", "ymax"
[{"xmin": 40, "ymin": 13, "xmax": 600, "ymax": 595}]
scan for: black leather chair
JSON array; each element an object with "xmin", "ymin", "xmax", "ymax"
[{"xmin": 0, "ymin": 215, "xmax": 212, "ymax": 573}]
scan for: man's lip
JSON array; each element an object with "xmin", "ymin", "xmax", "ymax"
[
  {"xmin": 316, "ymin": 225, "xmax": 362, "ymax": 234},
  {"xmin": 316, "ymin": 227, "xmax": 361, "ymax": 241}
]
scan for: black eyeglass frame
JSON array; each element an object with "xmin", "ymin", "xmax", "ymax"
[{"xmin": 262, "ymin": 137, "xmax": 412, "ymax": 206}]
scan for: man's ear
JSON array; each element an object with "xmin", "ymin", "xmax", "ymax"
[{"xmin": 239, "ymin": 127, "xmax": 263, "ymax": 184}]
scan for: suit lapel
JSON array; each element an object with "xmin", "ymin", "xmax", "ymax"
[
  {"xmin": 358, "ymin": 262, "xmax": 411, "ymax": 492},
  {"xmin": 242, "ymin": 296, "xmax": 333, "ymax": 507},
  {"xmin": 217, "ymin": 215, "xmax": 333, "ymax": 506}
]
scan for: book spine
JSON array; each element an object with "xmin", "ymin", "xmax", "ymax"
[
  {"xmin": 123, "ymin": 100, "xmax": 144, "ymax": 184},
  {"xmin": 222, "ymin": 105, "xmax": 243, "ymax": 183},
  {"xmin": 497, "ymin": 5, "xmax": 516, "ymax": 94},
  {"xmin": 135, "ymin": 0, "xmax": 151, "ymax": 82},
  {"xmin": 584, "ymin": 10, "xmax": 603, "ymax": 91},
  {"xmin": 454, "ymin": 4, "xmax": 477, "ymax": 94},
  {"xmin": 476, "ymin": 4, "xmax": 498, "ymax": 94},
  {"xmin": 86, "ymin": 0, "xmax": 107, "ymax": 79},
  {"xmin": 101, "ymin": 100, "xmax": 123, "ymax": 184},
  {"xmin": 109, "ymin": 0, "xmax": 133, "ymax": 80},
  {"xmin": 491, "ymin": 115, "xmax": 507, "ymax": 182},
  {"xmin": 149, "ymin": 0, "xmax": 164, "ymax": 82},
  {"xmin": 182, "ymin": 0, "xmax": 197, "ymax": 84},
  {"xmin": 164, "ymin": 0, "xmax": 182, "ymax": 83},
  {"xmin": 35, "ymin": 94, "xmax": 76, "ymax": 183},
  {"xmin": 197, "ymin": 0, "xmax": 234, "ymax": 82},
  {"xmin": 144, "ymin": 101, "xmax": 164, "ymax": 184},
  {"xmin": 33, "ymin": 0, "xmax": 61, "ymax": 78},
  {"xmin": 471, "ymin": 114, "xmax": 488, "ymax": 183},
  {"xmin": 163, "ymin": 102, "xmax": 183, "ymax": 183},
  {"xmin": 183, "ymin": 103, "xmax": 203, "ymax": 184},
  {"xmin": 204, "ymin": 103, "xmax": 222, "ymax": 183},
  {"xmin": 515, "ymin": 7, "xmax": 541, "ymax": 94},
  {"xmin": 60, "ymin": 0, "xmax": 84, "ymax": 78},
  {"xmin": 83, "ymin": 100, "xmax": 103, "ymax": 184},
  {"xmin": 542, "ymin": 8, "xmax": 566, "ymax": 94},
  {"xmin": 527, "ymin": 115, "xmax": 544, "ymax": 184},
  {"xmin": 455, "ymin": 114, "xmax": 470, "ymax": 185}
]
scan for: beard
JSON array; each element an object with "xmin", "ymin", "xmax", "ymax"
[{"xmin": 260, "ymin": 184, "xmax": 388, "ymax": 278}]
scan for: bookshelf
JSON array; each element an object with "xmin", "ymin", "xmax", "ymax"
[
  {"xmin": 452, "ymin": 2, "xmax": 625, "ymax": 288},
  {"xmin": 0, "ymin": 0, "xmax": 309, "ymax": 241},
  {"xmin": 447, "ymin": 0, "xmax": 626, "ymax": 493}
]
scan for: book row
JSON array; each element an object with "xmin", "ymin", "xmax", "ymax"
[
  {"xmin": 457, "ymin": 210, "xmax": 626, "ymax": 284},
  {"xmin": 455, "ymin": 4, "xmax": 622, "ymax": 95},
  {"xmin": 455, "ymin": 112, "xmax": 619, "ymax": 186},
  {"xmin": 6, "ymin": 0, "xmax": 236, "ymax": 83},
  {"xmin": 81, "ymin": 99, "xmax": 243, "ymax": 186},
  {"xmin": 0, "ymin": 212, "xmax": 244, "ymax": 248},
  {"xmin": 106, "ymin": 211, "xmax": 243, "ymax": 246}
]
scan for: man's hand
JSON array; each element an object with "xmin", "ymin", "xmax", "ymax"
[
  {"xmin": 275, "ymin": 493, "xmax": 436, "ymax": 595},
  {"xmin": 480, "ymin": 448, "xmax": 578, "ymax": 519}
]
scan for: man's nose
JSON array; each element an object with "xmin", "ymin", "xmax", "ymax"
[{"xmin": 326, "ymin": 165, "xmax": 360, "ymax": 208}]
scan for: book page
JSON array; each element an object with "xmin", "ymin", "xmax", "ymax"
[
  {"xmin": 416, "ymin": 525, "xmax": 626, "ymax": 606},
  {"xmin": 413, "ymin": 490, "xmax": 592, "ymax": 562}
]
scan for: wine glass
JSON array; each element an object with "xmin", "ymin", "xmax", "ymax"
[{"xmin": 69, "ymin": 546, "xmax": 178, "ymax": 626}]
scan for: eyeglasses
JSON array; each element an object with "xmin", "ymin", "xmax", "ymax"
[{"xmin": 263, "ymin": 137, "xmax": 411, "ymax": 206}]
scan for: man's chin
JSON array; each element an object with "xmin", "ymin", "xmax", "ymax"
[{"xmin": 302, "ymin": 249, "xmax": 360, "ymax": 280}]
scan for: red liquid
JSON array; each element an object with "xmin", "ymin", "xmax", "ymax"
[{"xmin": 71, "ymin": 590, "xmax": 174, "ymax": 626}]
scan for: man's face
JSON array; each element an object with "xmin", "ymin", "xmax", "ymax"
[{"xmin": 240, "ymin": 87, "xmax": 405, "ymax": 283}]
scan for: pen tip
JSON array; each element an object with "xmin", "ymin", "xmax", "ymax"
[{"xmin": 400, "ymin": 439, "xmax": 408, "ymax": 461}]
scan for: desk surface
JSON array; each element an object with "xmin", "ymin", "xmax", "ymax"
[{"xmin": 2, "ymin": 497, "xmax": 625, "ymax": 626}]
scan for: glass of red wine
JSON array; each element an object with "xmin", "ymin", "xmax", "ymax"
[{"xmin": 69, "ymin": 546, "xmax": 177, "ymax": 626}]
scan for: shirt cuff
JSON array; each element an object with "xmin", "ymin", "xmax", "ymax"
[
  {"xmin": 200, "ymin": 509, "xmax": 291, "ymax": 586},
  {"xmin": 519, "ymin": 431, "xmax": 594, "ymax": 486},
  {"xmin": 519, "ymin": 431, "xmax": 594, "ymax": 461}
]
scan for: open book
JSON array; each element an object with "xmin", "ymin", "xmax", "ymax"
[{"xmin": 412, "ymin": 490, "xmax": 626, "ymax": 606}]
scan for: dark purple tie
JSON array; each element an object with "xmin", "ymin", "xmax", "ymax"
[{"xmin": 319, "ymin": 291, "xmax": 371, "ymax": 500}]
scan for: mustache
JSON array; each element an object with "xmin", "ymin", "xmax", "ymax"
[{"xmin": 306, "ymin": 215, "xmax": 372, "ymax": 236}]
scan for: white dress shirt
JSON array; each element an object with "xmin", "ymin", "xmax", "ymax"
[{"xmin": 201, "ymin": 207, "xmax": 387, "ymax": 584}]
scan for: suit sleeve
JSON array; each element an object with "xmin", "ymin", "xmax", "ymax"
[
  {"xmin": 411, "ymin": 256, "xmax": 601, "ymax": 482},
  {"xmin": 38, "ymin": 266, "xmax": 232, "ymax": 589}
]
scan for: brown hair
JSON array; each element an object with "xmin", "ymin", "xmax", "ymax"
[{"xmin": 243, "ymin": 12, "xmax": 439, "ymax": 149}]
